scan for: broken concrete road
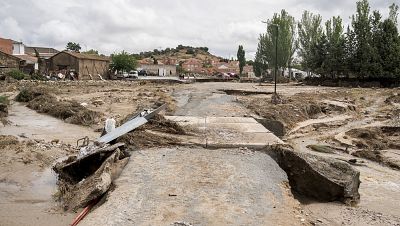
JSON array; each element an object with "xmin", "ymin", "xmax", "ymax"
[
  {"xmin": 266, "ymin": 146, "xmax": 361, "ymax": 203},
  {"xmin": 80, "ymin": 147, "xmax": 303, "ymax": 225}
]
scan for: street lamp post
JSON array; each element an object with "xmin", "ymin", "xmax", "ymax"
[
  {"xmin": 271, "ymin": 24, "xmax": 278, "ymax": 95},
  {"xmin": 261, "ymin": 21, "xmax": 279, "ymax": 95}
]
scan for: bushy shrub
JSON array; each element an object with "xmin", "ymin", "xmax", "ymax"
[{"xmin": 7, "ymin": 69, "xmax": 26, "ymax": 80}]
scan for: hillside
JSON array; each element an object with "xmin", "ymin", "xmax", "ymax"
[{"xmin": 135, "ymin": 45, "xmax": 225, "ymax": 65}]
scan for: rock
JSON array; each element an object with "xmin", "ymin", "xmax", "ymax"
[
  {"xmin": 266, "ymin": 146, "xmax": 360, "ymax": 203},
  {"xmin": 92, "ymin": 99, "xmax": 105, "ymax": 106}
]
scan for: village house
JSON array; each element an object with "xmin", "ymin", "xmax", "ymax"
[
  {"xmin": 25, "ymin": 46, "xmax": 59, "ymax": 74},
  {"xmin": 138, "ymin": 64, "xmax": 177, "ymax": 76},
  {"xmin": 0, "ymin": 38, "xmax": 13, "ymax": 55},
  {"xmin": 0, "ymin": 50, "xmax": 21, "ymax": 73},
  {"xmin": 48, "ymin": 51, "xmax": 110, "ymax": 80},
  {"xmin": 182, "ymin": 58, "xmax": 204, "ymax": 73},
  {"xmin": 215, "ymin": 61, "xmax": 239, "ymax": 74},
  {"xmin": 243, "ymin": 65, "xmax": 255, "ymax": 77}
]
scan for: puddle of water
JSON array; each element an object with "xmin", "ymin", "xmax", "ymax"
[
  {"xmin": 0, "ymin": 103, "xmax": 98, "ymax": 145},
  {"xmin": 30, "ymin": 168, "xmax": 58, "ymax": 200}
]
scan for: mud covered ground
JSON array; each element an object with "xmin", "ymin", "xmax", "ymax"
[{"xmin": 0, "ymin": 80, "xmax": 399, "ymax": 225}]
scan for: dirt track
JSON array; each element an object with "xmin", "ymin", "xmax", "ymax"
[{"xmin": 0, "ymin": 80, "xmax": 399, "ymax": 225}]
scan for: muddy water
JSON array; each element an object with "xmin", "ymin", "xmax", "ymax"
[
  {"xmin": 0, "ymin": 166, "xmax": 75, "ymax": 226},
  {"xmin": 0, "ymin": 102, "xmax": 98, "ymax": 145}
]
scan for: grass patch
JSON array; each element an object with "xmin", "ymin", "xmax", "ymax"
[
  {"xmin": 0, "ymin": 95, "xmax": 9, "ymax": 105},
  {"xmin": 307, "ymin": 144, "xmax": 336, "ymax": 154}
]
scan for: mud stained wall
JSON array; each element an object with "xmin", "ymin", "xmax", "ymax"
[
  {"xmin": 49, "ymin": 52, "xmax": 110, "ymax": 80},
  {"xmin": 78, "ymin": 59, "xmax": 109, "ymax": 80}
]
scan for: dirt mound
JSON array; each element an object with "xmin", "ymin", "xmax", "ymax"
[
  {"xmin": 16, "ymin": 87, "xmax": 102, "ymax": 126},
  {"xmin": 242, "ymin": 96, "xmax": 323, "ymax": 130},
  {"xmin": 352, "ymin": 150, "xmax": 400, "ymax": 170},
  {"xmin": 0, "ymin": 135, "xmax": 19, "ymax": 147},
  {"xmin": 117, "ymin": 115, "xmax": 187, "ymax": 148},
  {"xmin": 346, "ymin": 127, "xmax": 400, "ymax": 150},
  {"xmin": 347, "ymin": 127, "xmax": 400, "ymax": 169},
  {"xmin": 15, "ymin": 86, "xmax": 52, "ymax": 102}
]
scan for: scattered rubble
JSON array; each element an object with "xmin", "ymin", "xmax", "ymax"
[
  {"xmin": 384, "ymin": 93, "xmax": 400, "ymax": 104},
  {"xmin": 53, "ymin": 143, "xmax": 130, "ymax": 211}
]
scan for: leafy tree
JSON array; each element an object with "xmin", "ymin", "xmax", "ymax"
[
  {"xmin": 375, "ymin": 18, "xmax": 400, "ymax": 78},
  {"xmin": 298, "ymin": 11, "xmax": 323, "ymax": 73},
  {"xmin": 66, "ymin": 42, "xmax": 81, "ymax": 52},
  {"xmin": 324, "ymin": 16, "xmax": 346, "ymax": 77},
  {"xmin": 256, "ymin": 10, "xmax": 297, "ymax": 74},
  {"xmin": 82, "ymin": 49, "xmax": 99, "ymax": 55},
  {"xmin": 110, "ymin": 51, "xmax": 137, "ymax": 72},
  {"xmin": 351, "ymin": 0, "xmax": 376, "ymax": 78},
  {"xmin": 237, "ymin": 45, "xmax": 246, "ymax": 75}
]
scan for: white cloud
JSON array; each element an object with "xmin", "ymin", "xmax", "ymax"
[{"xmin": 0, "ymin": 0, "xmax": 396, "ymax": 59}]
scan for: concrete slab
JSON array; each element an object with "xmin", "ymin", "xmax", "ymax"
[
  {"xmin": 165, "ymin": 116, "xmax": 284, "ymax": 148},
  {"xmin": 206, "ymin": 116, "xmax": 257, "ymax": 124}
]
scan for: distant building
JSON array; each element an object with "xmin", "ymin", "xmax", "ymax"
[
  {"xmin": 243, "ymin": 65, "xmax": 255, "ymax": 77},
  {"xmin": 182, "ymin": 58, "xmax": 203, "ymax": 73},
  {"xmin": 49, "ymin": 51, "xmax": 110, "ymax": 80},
  {"xmin": 138, "ymin": 64, "xmax": 176, "ymax": 76},
  {"xmin": 12, "ymin": 41, "xmax": 25, "ymax": 55},
  {"xmin": 0, "ymin": 50, "xmax": 21, "ymax": 73},
  {"xmin": 25, "ymin": 46, "xmax": 59, "ymax": 59},
  {"xmin": 0, "ymin": 38, "xmax": 13, "ymax": 55}
]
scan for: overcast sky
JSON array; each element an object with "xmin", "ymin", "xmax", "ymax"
[{"xmin": 0, "ymin": 0, "xmax": 395, "ymax": 59}]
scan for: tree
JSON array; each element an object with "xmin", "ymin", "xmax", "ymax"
[
  {"xmin": 82, "ymin": 49, "xmax": 99, "ymax": 55},
  {"xmin": 66, "ymin": 42, "xmax": 81, "ymax": 52},
  {"xmin": 256, "ymin": 10, "xmax": 297, "ymax": 75},
  {"xmin": 350, "ymin": 0, "xmax": 378, "ymax": 78},
  {"xmin": 298, "ymin": 11, "xmax": 323, "ymax": 73},
  {"xmin": 375, "ymin": 18, "xmax": 400, "ymax": 78},
  {"xmin": 110, "ymin": 51, "xmax": 137, "ymax": 72},
  {"xmin": 324, "ymin": 16, "xmax": 346, "ymax": 78},
  {"xmin": 237, "ymin": 45, "xmax": 246, "ymax": 75}
]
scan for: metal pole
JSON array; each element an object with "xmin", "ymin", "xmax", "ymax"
[{"xmin": 274, "ymin": 25, "xmax": 278, "ymax": 95}]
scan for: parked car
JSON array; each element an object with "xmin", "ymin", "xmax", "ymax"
[
  {"xmin": 138, "ymin": 70, "xmax": 148, "ymax": 76},
  {"xmin": 129, "ymin": 70, "xmax": 139, "ymax": 77},
  {"xmin": 116, "ymin": 71, "xmax": 138, "ymax": 79}
]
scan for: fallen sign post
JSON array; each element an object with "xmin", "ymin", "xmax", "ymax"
[{"xmin": 97, "ymin": 103, "xmax": 167, "ymax": 144}]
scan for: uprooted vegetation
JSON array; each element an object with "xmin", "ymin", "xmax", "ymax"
[
  {"xmin": 15, "ymin": 87, "xmax": 102, "ymax": 126},
  {"xmin": 117, "ymin": 114, "xmax": 188, "ymax": 149}
]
